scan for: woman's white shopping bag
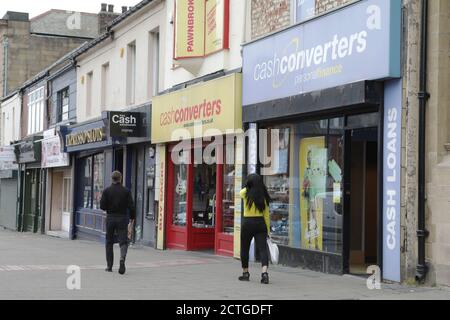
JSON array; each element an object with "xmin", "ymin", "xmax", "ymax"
[
  {"xmin": 249, "ymin": 238, "xmax": 255, "ymax": 262},
  {"xmin": 267, "ymin": 238, "xmax": 279, "ymax": 264}
]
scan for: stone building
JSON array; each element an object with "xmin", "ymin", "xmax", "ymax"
[{"xmin": 0, "ymin": 4, "xmax": 121, "ymax": 100}]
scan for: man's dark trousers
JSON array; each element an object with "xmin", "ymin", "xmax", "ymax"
[{"xmin": 106, "ymin": 215, "xmax": 129, "ymax": 269}]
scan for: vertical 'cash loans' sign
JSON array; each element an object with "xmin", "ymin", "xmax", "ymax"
[{"xmin": 383, "ymin": 79, "xmax": 402, "ymax": 282}]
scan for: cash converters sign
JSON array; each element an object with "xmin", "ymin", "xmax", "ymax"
[
  {"xmin": 152, "ymin": 73, "xmax": 242, "ymax": 144},
  {"xmin": 174, "ymin": 0, "xmax": 229, "ymax": 59},
  {"xmin": 242, "ymin": 0, "xmax": 401, "ymax": 106}
]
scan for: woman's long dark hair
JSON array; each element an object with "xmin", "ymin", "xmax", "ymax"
[{"xmin": 245, "ymin": 174, "xmax": 271, "ymax": 212}]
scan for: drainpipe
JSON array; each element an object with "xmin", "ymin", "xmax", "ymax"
[
  {"xmin": 416, "ymin": 0, "xmax": 430, "ymax": 283},
  {"xmin": 2, "ymin": 38, "xmax": 9, "ymax": 96}
]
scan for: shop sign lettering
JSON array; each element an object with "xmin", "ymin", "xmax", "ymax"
[
  {"xmin": 383, "ymin": 79, "xmax": 401, "ymax": 282},
  {"xmin": 243, "ymin": 0, "xmax": 401, "ymax": 106},
  {"xmin": 66, "ymin": 128, "xmax": 105, "ymax": 147}
]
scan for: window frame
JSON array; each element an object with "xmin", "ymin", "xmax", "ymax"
[
  {"xmin": 57, "ymin": 87, "xmax": 70, "ymax": 123},
  {"xmin": 27, "ymin": 86, "xmax": 45, "ymax": 135}
]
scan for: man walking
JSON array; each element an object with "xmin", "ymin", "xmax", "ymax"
[{"xmin": 100, "ymin": 171, "xmax": 135, "ymax": 275}]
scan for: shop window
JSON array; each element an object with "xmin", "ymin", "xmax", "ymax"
[
  {"xmin": 297, "ymin": 119, "xmax": 344, "ymax": 254},
  {"xmin": 262, "ymin": 128, "xmax": 291, "ymax": 246},
  {"xmin": 93, "ymin": 154, "xmax": 105, "ymax": 210},
  {"xmin": 222, "ymin": 142, "xmax": 235, "ymax": 234},
  {"xmin": 80, "ymin": 157, "xmax": 93, "ymax": 208},
  {"xmin": 78, "ymin": 153, "xmax": 105, "ymax": 210},
  {"xmin": 172, "ymin": 150, "xmax": 188, "ymax": 226},
  {"xmin": 262, "ymin": 118, "xmax": 344, "ymax": 254}
]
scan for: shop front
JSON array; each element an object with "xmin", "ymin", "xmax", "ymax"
[
  {"xmin": 0, "ymin": 146, "xmax": 19, "ymax": 230},
  {"xmin": 60, "ymin": 107, "xmax": 151, "ymax": 242},
  {"xmin": 242, "ymin": 0, "xmax": 402, "ymax": 282},
  {"xmin": 15, "ymin": 136, "xmax": 44, "ymax": 233},
  {"xmin": 41, "ymin": 128, "xmax": 71, "ymax": 238},
  {"xmin": 152, "ymin": 73, "xmax": 242, "ymax": 256}
]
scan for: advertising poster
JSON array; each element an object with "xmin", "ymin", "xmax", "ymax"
[
  {"xmin": 41, "ymin": 137, "xmax": 70, "ymax": 168},
  {"xmin": 174, "ymin": 0, "xmax": 205, "ymax": 59},
  {"xmin": 299, "ymin": 137, "xmax": 326, "ymax": 250},
  {"xmin": 205, "ymin": 0, "xmax": 227, "ymax": 55},
  {"xmin": 233, "ymin": 135, "xmax": 244, "ymax": 258},
  {"xmin": 0, "ymin": 146, "xmax": 18, "ymax": 170},
  {"xmin": 156, "ymin": 144, "xmax": 167, "ymax": 250}
]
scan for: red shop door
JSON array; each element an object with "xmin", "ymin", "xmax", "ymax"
[
  {"xmin": 166, "ymin": 147, "xmax": 191, "ymax": 250},
  {"xmin": 165, "ymin": 144, "xmax": 216, "ymax": 251},
  {"xmin": 215, "ymin": 145, "xmax": 235, "ymax": 257}
]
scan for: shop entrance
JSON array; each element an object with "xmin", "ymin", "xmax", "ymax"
[
  {"xmin": 22, "ymin": 169, "xmax": 42, "ymax": 233},
  {"xmin": 49, "ymin": 170, "xmax": 71, "ymax": 236},
  {"xmin": 165, "ymin": 141, "xmax": 235, "ymax": 255},
  {"xmin": 344, "ymin": 127, "xmax": 379, "ymax": 275}
]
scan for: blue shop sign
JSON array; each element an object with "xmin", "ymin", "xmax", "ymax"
[
  {"xmin": 59, "ymin": 119, "xmax": 111, "ymax": 153},
  {"xmin": 243, "ymin": 0, "xmax": 401, "ymax": 106}
]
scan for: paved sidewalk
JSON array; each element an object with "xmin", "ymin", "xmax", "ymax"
[{"xmin": 0, "ymin": 229, "xmax": 449, "ymax": 300}]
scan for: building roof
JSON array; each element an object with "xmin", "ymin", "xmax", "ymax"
[
  {"xmin": 30, "ymin": 9, "xmax": 99, "ymax": 39},
  {"xmin": 70, "ymin": 0, "xmax": 156, "ymax": 60}
]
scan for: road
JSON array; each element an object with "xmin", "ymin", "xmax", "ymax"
[{"xmin": 0, "ymin": 229, "xmax": 449, "ymax": 300}]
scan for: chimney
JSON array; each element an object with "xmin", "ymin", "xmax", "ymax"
[
  {"xmin": 122, "ymin": 6, "xmax": 128, "ymax": 14},
  {"xmin": 98, "ymin": 4, "xmax": 120, "ymax": 35}
]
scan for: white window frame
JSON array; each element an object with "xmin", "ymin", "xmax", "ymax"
[
  {"xmin": 101, "ymin": 62, "xmax": 110, "ymax": 110},
  {"xmin": 126, "ymin": 41, "xmax": 137, "ymax": 105},
  {"xmin": 27, "ymin": 86, "xmax": 45, "ymax": 135}
]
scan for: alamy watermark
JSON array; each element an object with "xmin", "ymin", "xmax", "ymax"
[
  {"xmin": 168, "ymin": 127, "xmax": 288, "ymax": 176},
  {"xmin": 66, "ymin": 265, "xmax": 81, "ymax": 290},
  {"xmin": 366, "ymin": 265, "xmax": 381, "ymax": 290},
  {"xmin": 66, "ymin": 12, "xmax": 81, "ymax": 31}
]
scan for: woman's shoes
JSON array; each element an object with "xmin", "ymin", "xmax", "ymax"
[
  {"xmin": 261, "ymin": 272, "xmax": 269, "ymax": 284},
  {"xmin": 239, "ymin": 272, "xmax": 269, "ymax": 284},
  {"xmin": 238, "ymin": 272, "xmax": 250, "ymax": 281}
]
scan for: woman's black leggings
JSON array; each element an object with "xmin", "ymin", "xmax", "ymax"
[{"xmin": 240, "ymin": 217, "xmax": 269, "ymax": 269}]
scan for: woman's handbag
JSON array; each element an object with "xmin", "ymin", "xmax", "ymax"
[
  {"xmin": 249, "ymin": 238, "xmax": 256, "ymax": 262},
  {"xmin": 267, "ymin": 238, "xmax": 279, "ymax": 265}
]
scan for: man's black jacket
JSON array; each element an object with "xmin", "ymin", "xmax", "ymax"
[{"xmin": 100, "ymin": 183, "xmax": 136, "ymax": 220}]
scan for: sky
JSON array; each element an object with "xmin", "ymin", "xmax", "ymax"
[{"xmin": 0, "ymin": 0, "xmax": 142, "ymax": 18}]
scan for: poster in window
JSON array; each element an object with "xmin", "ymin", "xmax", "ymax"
[
  {"xmin": 299, "ymin": 136, "xmax": 326, "ymax": 251},
  {"xmin": 272, "ymin": 128, "xmax": 290, "ymax": 175}
]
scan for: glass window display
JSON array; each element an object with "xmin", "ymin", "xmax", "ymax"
[
  {"xmin": 173, "ymin": 150, "xmax": 188, "ymax": 226},
  {"xmin": 263, "ymin": 128, "xmax": 291, "ymax": 246},
  {"xmin": 222, "ymin": 143, "xmax": 235, "ymax": 234},
  {"xmin": 262, "ymin": 120, "xmax": 344, "ymax": 253},
  {"xmin": 93, "ymin": 154, "xmax": 104, "ymax": 210}
]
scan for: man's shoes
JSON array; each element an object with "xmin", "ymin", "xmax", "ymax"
[
  {"xmin": 119, "ymin": 259, "xmax": 126, "ymax": 275},
  {"xmin": 261, "ymin": 272, "xmax": 269, "ymax": 284},
  {"xmin": 238, "ymin": 272, "xmax": 250, "ymax": 281},
  {"xmin": 105, "ymin": 268, "xmax": 112, "ymax": 272}
]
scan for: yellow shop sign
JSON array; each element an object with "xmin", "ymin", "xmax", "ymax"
[{"xmin": 152, "ymin": 73, "xmax": 242, "ymax": 144}]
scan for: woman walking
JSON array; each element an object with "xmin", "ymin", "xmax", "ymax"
[{"xmin": 239, "ymin": 173, "xmax": 271, "ymax": 284}]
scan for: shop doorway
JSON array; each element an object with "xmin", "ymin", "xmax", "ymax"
[
  {"xmin": 22, "ymin": 169, "xmax": 42, "ymax": 233},
  {"xmin": 49, "ymin": 171, "xmax": 71, "ymax": 237},
  {"xmin": 114, "ymin": 148, "xmax": 124, "ymax": 173},
  {"xmin": 165, "ymin": 141, "xmax": 235, "ymax": 254},
  {"xmin": 344, "ymin": 127, "xmax": 379, "ymax": 275}
]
